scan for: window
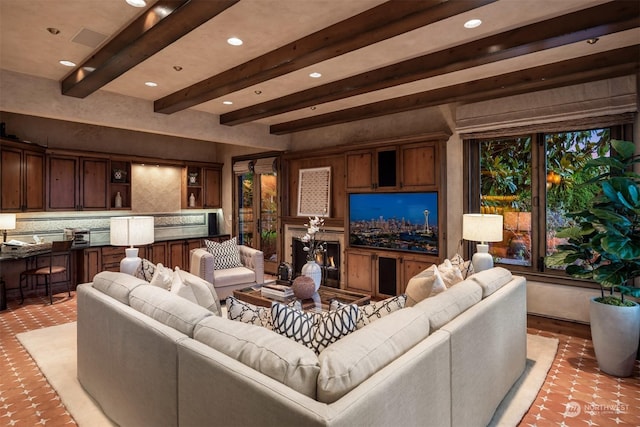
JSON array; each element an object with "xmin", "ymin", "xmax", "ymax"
[{"xmin": 465, "ymin": 122, "xmax": 632, "ymax": 282}]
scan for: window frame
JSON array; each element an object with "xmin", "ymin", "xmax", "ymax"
[{"xmin": 463, "ymin": 119, "xmax": 633, "ymax": 287}]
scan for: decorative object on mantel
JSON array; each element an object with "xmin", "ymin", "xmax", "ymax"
[
  {"xmin": 297, "ymin": 166, "xmax": 331, "ymax": 217},
  {"xmin": 300, "ymin": 216, "xmax": 326, "ymax": 290},
  {"xmin": 292, "ymin": 275, "xmax": 316, "ymax": 299}
]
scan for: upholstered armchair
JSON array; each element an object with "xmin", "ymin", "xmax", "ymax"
[{"xmin": 189, "ymin": 245, "xmax": 264, "ymax": 300}]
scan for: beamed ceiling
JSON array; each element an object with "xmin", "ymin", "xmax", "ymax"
[{"xmin": 1, "ymin": 0, "xmax": 639, "ymax": 136}]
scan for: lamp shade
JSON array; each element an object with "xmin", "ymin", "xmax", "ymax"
[
  {"xmin": 462, "ymin": 214, "xmax": 503, "ymax": 243},
  {"xmin": 110, "ymin": 216, "xmax": 155, "ymax": 247},
  {"xmin": 0, "ymin": 213, "xmax": 16, "ymax": 230}
]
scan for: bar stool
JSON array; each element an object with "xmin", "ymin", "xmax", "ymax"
[{"xmin": 19, "ymin": 240, "xmax": 74, "ymax": 304}]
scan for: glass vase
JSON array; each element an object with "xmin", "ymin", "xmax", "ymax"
[{"xmin": 301, "ymin": 260, "xmax": 322, "ymax": 291}]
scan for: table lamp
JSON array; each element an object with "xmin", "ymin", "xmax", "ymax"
[
  {"xmin": 0, "ymin": 213, "xmax": 16, "ymax": 242},
  {"xmin": 110, "ymin": 216, "xmax": 154, "ymax": 275},
  {"xmin": 462, "ymin": 213, "xmax": 503, "ymax": 272}
]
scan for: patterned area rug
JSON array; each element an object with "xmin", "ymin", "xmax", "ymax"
[{"xmin": 17, "ymin": 321, "xmax": 557, "ymax": 427}]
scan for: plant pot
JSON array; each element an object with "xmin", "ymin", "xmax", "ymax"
[
  {"xmin": 301, "ymin": 260, "xmax": 321, "ymax": 291},
  {"xmin": 589, "ymin": 297, "xmax": 640, "ymax": 377}
]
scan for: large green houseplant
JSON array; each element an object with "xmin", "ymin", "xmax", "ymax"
[{"xmin": 546, "ymin": 139, "xmax": 640, "ymax": 377}]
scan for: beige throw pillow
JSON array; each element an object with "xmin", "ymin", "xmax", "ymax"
[
  {"xmin": 437, "ymin": 259, "xmax": 464, "ymax": 287},
  {"xmin": 175, "ymin": 268, "xmax": 221, "ymax": 316},
  {"xmin": 149, "ymin": 263, "xmax": 173, "ymax": 290},
  {"xmin": 405, "ymin": 264, "xmax": 446, "ymax": 307}
]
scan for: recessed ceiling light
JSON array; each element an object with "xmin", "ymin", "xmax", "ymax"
[
  {"xmin": 173, "ymin": 65, "xmax": 183, "ymax": 71},
  {"xmin": 126, "ymin": 0, "xmax": 147, "ymax": 7},
  {"xmin": 145, "ymin": 81, "xmax": 158, "ymax": 87},
  {"xmin": 47, "ymin": 27, "xmax": 60, "ymax": 35},
  {"xmin": 464, "ymin": 19, "xmax": 482, "ymax": 29},
  {"xmin": 309, "ymin": 72, "xmax": 322, "ymax": 78},
  {"xmin": 227, "ymin": 37, "xmax": 243, "ymax": 46},
  {"xmin": 223, "ymin": 100, "xmax": 233, "ymax": 105},
  {"xmin": 254, "ymin": 90, "xmax": 262, "ymax": 95},
  {"xmin": 59, "ymin": 60, "xmax": 76, "ymax": 67},
  {"xmin": 587, "ymin": 38, "xmax": 599, "ymax": 45}
]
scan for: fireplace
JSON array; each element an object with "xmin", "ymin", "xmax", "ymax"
[
  {"xmin": 292, "ymin": 239, "xmax": 340, "ymax": 288},
  {"xmin": 284, "ymin": 224, "xmax": 345, "ymax": 288}
]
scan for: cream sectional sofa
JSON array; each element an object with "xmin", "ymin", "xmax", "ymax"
[{"xmin": 77, "ymin": 267, "xmax": 526, "ymax": 427}]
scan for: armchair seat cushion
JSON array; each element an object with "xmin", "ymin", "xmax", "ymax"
[{"xmin": 213, "ymin": 267, "xmax": 256, "ymax": 288}]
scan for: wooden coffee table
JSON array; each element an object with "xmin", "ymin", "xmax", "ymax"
[{"xmin": 233, "ymin": 285, "xmax": 370, "ymax": 312}]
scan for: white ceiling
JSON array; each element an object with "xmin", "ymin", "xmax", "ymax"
[{"xmin": 0, "ymin": 0, "xmax": 637, "ymax": 133}]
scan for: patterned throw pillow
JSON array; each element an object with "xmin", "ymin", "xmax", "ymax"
[
  {"xmin": 204, "ymin": 237, "xmax": 243, "ymax": 270},
  {"xmin": 450, "ymin": 253, "xmax": 474, "ymax": 278},
  {"xmin": 330, "ymin": 294, "xmax": 407, "ymax": 329},
  {"xmin": 134, "ymin": 258, "xmax": 156, "ymax": 282},
  {"xmin": 271, "ymin": 302, "xmax": 358, "ymax": 354},
  {"xmin": 226, "ymin": 296, "xmax": 273, "ymax": 330}
]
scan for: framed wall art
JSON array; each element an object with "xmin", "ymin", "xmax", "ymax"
[{"xmin": 297, "ymin": 166, "xmax": 331, "ymax": 217}]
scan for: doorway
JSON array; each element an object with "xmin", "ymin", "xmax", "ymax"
[{"xmin": 234, "ymin": 157, "xmax": 278, "ymax": 274}]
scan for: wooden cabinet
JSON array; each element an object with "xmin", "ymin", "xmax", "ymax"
[
  {"xmin": 81, "ymin": 247, "xmax": 102, "ymax": 283},
  {"xmin": 346, "ymin": 141, "xmax": 440, "ymax": 191},
  {"xmin": 168, "ymin": 238, "xmax": 204, "ymax": 270},
  {"xmin": 182, "ymin": 163, "xmax": 223, "ymax": 209},
  {"xmin": 346, "ymin": 248, "xmax": 433, "ymax": 298},
  {"xmin": 47, "ymin": 154, "xmax": 108, "ymax": 211},
  {"xmin": 0, "ymin": 141, "xmax": 45, "ymax": 212},
  {"xmin": 202, "ymin": 167, "xmax": 222, "ymax": 208}
]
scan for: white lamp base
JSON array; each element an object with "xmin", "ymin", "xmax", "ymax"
[
  {"xmin": 120, "ymin": 247, "xmax": 141, "ymax": 276},
  {"xmin": 471, "ymin": 243, "xmax": 494, "ymax": 273}
]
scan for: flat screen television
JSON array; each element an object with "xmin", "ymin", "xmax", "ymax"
[{"xmin": 349, "ymin": 192, "xmax": 439, "ymax": 255}]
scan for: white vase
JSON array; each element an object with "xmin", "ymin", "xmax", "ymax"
[
  {"xmin": 301, "ymin": 260, "xmax": 322, "ymax": 291},
  {"xmin": 590, "ymin": 297, "xmax": 640, "ymax": 377},
  {"xmin": 114, "ymin": 191, "xmax": 122, "ymax": 208}
]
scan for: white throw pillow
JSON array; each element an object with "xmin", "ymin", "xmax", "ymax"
[
  {"xmin": 437, "ymin": 259, "xmax": 464, "ymax": 287},
  {"xmin": 149, "ymin": 263, "xmax": 173, "ymax": 290},
  {"xmin": 170, "ymin": 269, "xmax": 198, "ymax": 305},
  {"xmin": 204, "ymin": 237, "xmax": 243, "ymax": 270},
  {"xmin": 271, "ymin": 302, "xmax": 358, "ymax": 354},
  {"xmin": 404, "ymin": 264, "xmax": 446, "ymax": 307},
  {"xmin": 175, "ymin": 267, "xmax": 221, "ymax": 316}
]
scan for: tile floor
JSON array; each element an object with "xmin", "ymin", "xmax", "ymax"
[{"xmin": 0, "ymin": 292, "xmax": 638, "ymax": 426}]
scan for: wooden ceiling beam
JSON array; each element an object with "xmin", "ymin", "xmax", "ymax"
[
  {"xmin": 153, "ymin": 0, "xmax": 497, "ymax": 114},
  {"xmin": 270, "ymin": 46, "xmax": 640, "ymax": 135},
  {"xmin": 61, "ymin": 0, "xmax": 239, "ymax": 98},
  {"xmin": 223, "ymin": 1, "xmax": 638, "ymax": 125}
]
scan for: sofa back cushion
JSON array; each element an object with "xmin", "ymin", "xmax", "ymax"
[
  {"xmin": 317, "ymin": 307, "xmax": 430, "ymax": 403},
  {"xmin": 194, "ymin": 315, "xmax": 320, "ymax": 399},
  {"xmin": 413, "ymin": 280, "xmax": 482, "ymax": 331},
  {"xmin": 92, "ymin": 271, "xmax": 147, "ymax": 305},
  {"xmin": 470, "ymin": 267, "xmax": 513, "ymax": 298},
  {"xmin": 129, "ymin": 285, "xmax": 212, "ymax": 337}
]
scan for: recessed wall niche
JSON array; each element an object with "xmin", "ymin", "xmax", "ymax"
[{"xmin": 132, "ymin": 164, "xmax": 181, "ymax": 212}]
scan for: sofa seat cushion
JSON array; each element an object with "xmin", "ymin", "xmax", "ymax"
[
  {"xmin": 413, "ymin": 280, "xmax": 482, "ymax": 331},
  {"xmin": 92, "ymin": 271, "xmax": 147, "ymax": 305},
  {"xmin": 317, "ymin": 307, "xmax": 431, "ymax": 404},
  {"xmin": 470, "ymin": 267, "xmax": 513, "ymax": 298},
  {"xmin": 213, "ymin": 266, "xmax": 255, "ymax": 288},
  {"xmin": 129, "ymin": 285, "xmax": 213, "ymax": 337},
  {"xmin": 194, "ymin": 315, "xmax": 320, "ymax": 399}
]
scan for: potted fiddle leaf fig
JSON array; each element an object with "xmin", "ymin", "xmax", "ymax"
[{"xmin": 546, "ymin": 139, "xmax": 640, "ymax": 377}]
